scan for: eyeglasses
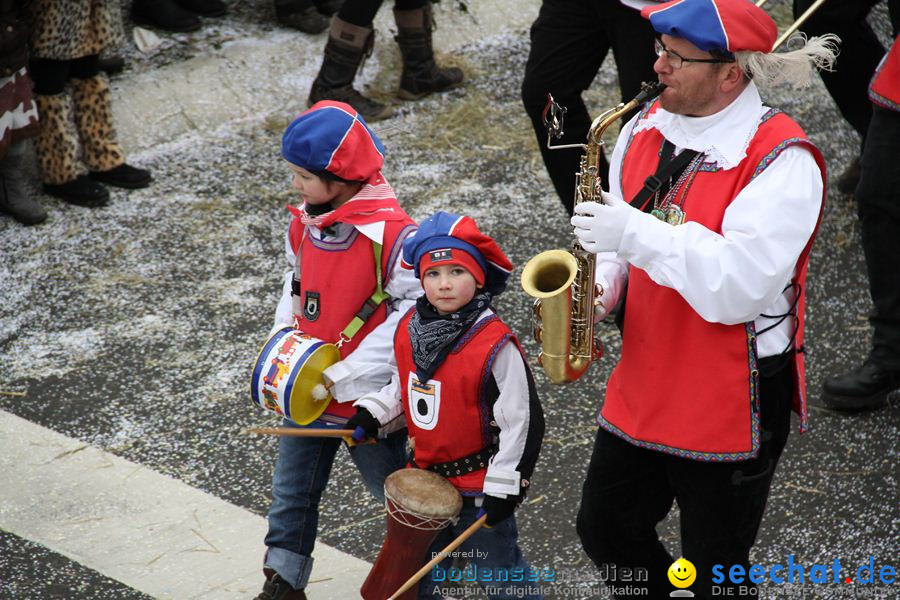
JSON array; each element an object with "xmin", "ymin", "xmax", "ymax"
[{"xmin": 654, "ymin": 38, "xmax": 734, "ymax": 69}]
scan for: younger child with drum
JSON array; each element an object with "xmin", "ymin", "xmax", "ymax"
[
  {"xmin": 256, "ymin": 100, "xmax": 421, "ymax": 600},
  {"xmin": 352, "ymin": 211, "xmax": 546, "ymax": 600}
]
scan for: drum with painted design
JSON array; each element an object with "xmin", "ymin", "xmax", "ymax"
[{"xmin": 249, "ymin": 327, "xmax": 339, "ymax": 425}]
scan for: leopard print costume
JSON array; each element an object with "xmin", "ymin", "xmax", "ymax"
[
  {"xmin": 71, "ymin": 75, "xmax": 125, "ymax": 171},
  {"xmin": 34, "ymin": 92, "xmax": 82, "ymax": 185},
  {"xmin": 23, "ymin": 0, "xmax": 124, "ymax": 61}
]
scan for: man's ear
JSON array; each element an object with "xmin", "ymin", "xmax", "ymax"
[{"xmin": 719, "ymin": 62, "xmax": 745, "ymax": 93}]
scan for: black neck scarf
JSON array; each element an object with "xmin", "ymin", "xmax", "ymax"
[{"xmin": 408, "ymin": 291, "xmax": 492, "ymax": 383}]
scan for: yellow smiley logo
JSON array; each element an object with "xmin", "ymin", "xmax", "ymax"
[{"xmin": 668, "ymin": 557, "xmax": 697, "ymax": 588}]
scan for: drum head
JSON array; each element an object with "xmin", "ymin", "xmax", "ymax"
[
  {"xmin": 384, "ymin": 469, "xmax": 462, "ymax": 520},
  {"xmin": 287, "ymin": 341, "xmax": 340, "ymax": 425}
]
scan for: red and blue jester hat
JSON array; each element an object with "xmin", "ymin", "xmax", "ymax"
[
  {"xmin": 402, "ymin": 211, "xmax": 514, "ymax": 297},
  {"xmin": 282, "ymin": 100, "xmax": 386, "ymax": 184},
  {"xmin": 642, "ymin": 0, "xmax": 777, "ymax": 57}
]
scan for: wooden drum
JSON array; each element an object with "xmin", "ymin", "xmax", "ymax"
[{"xmin": 361, "ymin": 469, "xmax": 463, "ymax": 600}]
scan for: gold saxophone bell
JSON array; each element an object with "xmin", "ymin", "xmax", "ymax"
[
  {"xmin": 522, "ymin": 81, "xmax": 665, "ymax": 385},
  {"xmin": 521, "ymin": 249, "xmax": 596, "ymax": 384}
]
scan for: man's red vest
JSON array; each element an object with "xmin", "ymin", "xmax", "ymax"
[
  {"xmin": 291, "ymin": 219, "xmax": 416, "ymax": 420},
  {"xmin": 394, "ymin": 310, "xmax": 516, "ymax": 495},
  {"xmin": 600, "ymin": 102, "xmax": 825, "ymax": 461},
  {"xmin": 869, "ymin": 34, "xmax": 900, "ymax": 111}
]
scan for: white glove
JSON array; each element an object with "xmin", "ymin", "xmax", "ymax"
[{"xmin": 570, "ymin": 191, "xmax": 636, "ymax": 254}]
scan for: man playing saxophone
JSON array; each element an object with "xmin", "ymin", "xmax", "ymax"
[{"xmin": 570, "ymin": 0, "xmax": 837, "ymax": 598}]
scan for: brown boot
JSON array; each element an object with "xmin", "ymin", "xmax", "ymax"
[
  {"xmin": 308, "ymin": 17, "xmax": 393, "ymax": 122},
  {"xmin": 394, "ymin": 1, "xmax": 463, "ymax": 101},
  {"xmin": 254, "ymin": 568, "xmax": 308, "ymax": 600}
]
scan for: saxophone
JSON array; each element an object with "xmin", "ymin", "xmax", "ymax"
[{"xmin": 521, "ymin": 82, "xmax": 665, "ymax": 385}]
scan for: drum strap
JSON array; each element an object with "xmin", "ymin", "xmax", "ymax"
[
  {"xmin": 410, "ymin": 445, "xmax": 497, "ymax": 479},
  {"xmin": 338, "ymin": 241, "xmax": 390, "ymax": 347}
]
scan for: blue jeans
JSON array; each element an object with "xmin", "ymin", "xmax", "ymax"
[
  {"xmin": 264, "ymin": 419, "xmax": 407, "ymax": 589},
  {"xmin": 418, "ymin": 503, "xmax": 544, "ymax": 600}
]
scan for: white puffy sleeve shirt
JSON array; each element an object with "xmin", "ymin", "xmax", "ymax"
[{"xmin": 595, "ymin": 83, "xmax": 824, "ymax": 358}]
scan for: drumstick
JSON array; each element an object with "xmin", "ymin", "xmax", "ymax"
[
  {"xmin": 244, "ymin": 426, "xmax": 355, "ymax": 438},
  {"xmin": 388, "ymin": 514, "xmax": 488, "ymax": 600}
]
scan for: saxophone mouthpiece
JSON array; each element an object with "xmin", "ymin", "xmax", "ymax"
[{"xmin": 635, "ymin": 81, "xmax": 666, "ymax": 104}]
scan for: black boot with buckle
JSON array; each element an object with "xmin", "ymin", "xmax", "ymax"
[
  {"xmin": 394, "ymin": 1, "xmax": 463, "ymax": 101},
  {"xmin": 308, "ymin": 17, "xmax": 393, "ymax": 121}
]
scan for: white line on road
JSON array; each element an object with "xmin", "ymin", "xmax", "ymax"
[{"xmin": 0, "ymin": 409, "xmax": 370, "ymax": 599}]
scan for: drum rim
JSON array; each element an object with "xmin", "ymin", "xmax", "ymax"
[{"xmin": 250, "ymin": 328, "xmax": 339, "ymax": 425}]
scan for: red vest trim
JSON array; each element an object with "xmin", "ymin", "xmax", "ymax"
[
  {"xmin": 869, "ymin": 35, "xmax": 900, "ymax": 111},
  {"xmin": 600, "ymin": 102, "xmax": 825, "ymax": 461},
  {"xmin": 292, "ymin": 219, "xmax": 416, "ymax": 422},
  {"xmin": 395, "ymin": 310, "xmax": 515, "ymax": 495}
]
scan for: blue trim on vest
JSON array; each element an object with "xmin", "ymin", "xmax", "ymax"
[
  {"xmin": 251, "ymin": 327, "xmax": 292, "ymax": 408},
  {"xmin": 478, "ymin": 331, "xmax": 513, "ymax": 449},
  {"xmin": 385, "ymin": 224, "xmax": 417, "ymax": 284},
  {"xmin": 869, "ymin": 89, "xmax": 900, "ymax": 111}
]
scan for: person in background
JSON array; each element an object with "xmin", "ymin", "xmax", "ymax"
[
  {"xmin": 792, "ymin": 0, "xmax": 900, "ymax": 193},
  {"xmin": 307, "ymin": 0, "xmax": 463, "ymax": 122},
  {"xmin": 521, "ymin": 0, "xmax": 661, "ymax": 215},
  {"xmin": 23, "ymin": 0, "xmax": 153, "ymax": 208},
  {"xmin": 822, "ymin": 31, "xmax": 900, "ymax": 411},
  {"xmin": 0, "ymin": 0, "xmax": 43, "ymax": 225}
]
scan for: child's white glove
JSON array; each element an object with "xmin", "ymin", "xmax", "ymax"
[{"xmin": 570, "ymin": 191, "xmax": 636, "ymax": 254}]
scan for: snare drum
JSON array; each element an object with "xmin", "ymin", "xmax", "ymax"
[
  {"xmin": 361, "ymin": 469, "xmax": 463, "ymax": 600},
  {"xmin": 249, "ymin": 327, "xmax": 340, "ymax": 425}
]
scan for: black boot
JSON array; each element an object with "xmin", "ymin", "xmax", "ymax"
[
  {"xmin": 43, "ymin": 175, "xmax": 109, "ymax": 208},
  {"xmin": 176, "ymin": 0, "xmax": 227, "ymax": 17},
  {"xmin": 98, "ymin": 55, "xmax": 126, "ymax": 76},
  {"xmin": 90, "ymin": 164, "xmax": 153, "ymax": 189},
  {"xmin": 132, "ymin": 0, "xmax": 202, "ymax": 32},
  {"xmin": 276, "ymin": 5, "xmax": 329, "ymax": 34},
  {"xmin": 394, "ymin": 1, "xmax": 463, "ymax": 101},
  {"xmin": 822, "ymin": 360, "xmax": 900, "ymax": 410},
  {"xmin": 308, "ymin": 17, "xmax": 393, "ymax": 121},
  {"xmin": 837, "ymin": 155, "xmax": 861, "ymax": 195},
  {"xmin": 0, "ymin": 145, "xmax": 47, "ymax": 225}
]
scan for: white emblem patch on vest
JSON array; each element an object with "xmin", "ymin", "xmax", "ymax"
[
  {"xmin": 303, "ymin": 291, "xmax": 320, "ymax": 322},
  {"xmin": 408, "ymin": 375, "xmax": 441, "ymax": 430}
]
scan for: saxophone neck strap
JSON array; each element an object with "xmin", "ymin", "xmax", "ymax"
[{"xmin": 629, "ymin": 140, "xmax": 700, "ymax": 213}]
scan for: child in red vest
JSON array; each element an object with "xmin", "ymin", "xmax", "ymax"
[
  {"xmin": 352, "ymin": 211, "xmax": 546, "ymax": 600},
  {"xmin": 257, "ymin": 100, "xmax": 420, "ymax": 600}
]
